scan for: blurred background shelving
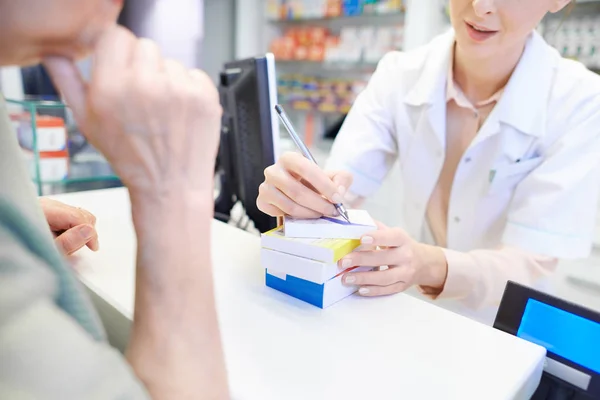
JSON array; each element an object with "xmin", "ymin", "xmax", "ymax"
[{"xmin": 6, "ymin": 98, "xmax": 121, "ymax": 196}]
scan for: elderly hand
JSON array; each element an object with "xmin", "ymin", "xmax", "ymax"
[
  {"xmin": 339, "ymin": 222, "xmax": 448, "ymax": 297},
  {"xmin": 40, "ymin": 198, "xmax": 99, "ymax": 256},
  {"xmin": 44, "ymin": 26, "xmax": 221, "ymax": 197},
  {"xmin": 257, "ymin": 152, "xmax": 353, "ymax": 219}
]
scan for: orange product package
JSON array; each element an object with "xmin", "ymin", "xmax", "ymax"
[
  {"xmin": 326, "ymin": 0, "xmax": 342, "ymax": 18},
  {"xmin": 308, "ymin": 45, "xmax": 325, "ymax": 62},
  {"xmin": 309, "ymin": 27, "xmax": 329, "ymax": 45}
]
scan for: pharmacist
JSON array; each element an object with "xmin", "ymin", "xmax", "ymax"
[{"xmin": 257, "ymin": 0, "xmax": 600, "ymax": 323}]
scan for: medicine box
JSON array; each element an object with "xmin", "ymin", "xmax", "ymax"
[
  {"xmin": 18, "ymin": 115, "xmax": 67, "ymax": 152},
  {"xmin": 22, "ymin": 149, "xmax": 69, "ymax": 182},
  {"xmin": 262, "ymin": 247, "xmax": 343, "ymax": 284},
  {"xmin": 261, "ymin": 226, "xmax": 361, "ymax": 263},
  {"xmin": 266, "ymin": 266, "xmax": 371, "ymax": 309},
  {"xmin": 283, "ymin": 209, "xmax": 377, "ymax": 239}
]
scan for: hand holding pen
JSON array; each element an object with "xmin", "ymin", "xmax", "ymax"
[{"xmin": 256, "ymin": 105, "xmax": 354, "ymax": 222}]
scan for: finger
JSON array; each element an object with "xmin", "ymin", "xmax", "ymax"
[
  {"xmin": 258, "ymin": 183, "xmax": 321, "ymax": 219},
  {"xmin": 92, "ymin": 26, "xmax": 136, "ymax": 79},
  {"xmin": 256, "ymin": 196, "xmax": 286, "ymax": 217},
  {"xmin": 267, "ymin": 165, "xmax": 338, "ymax": 216},
  {"xmin": 42, "ymin": 205, "xmax": 93, "ymax": 232},
  {"xmin": 360, "ymin": 227, "xmax": 410, "ymax": 248},
  {"xmin": 343, "ymin": 267, "xmax": 405, "ymax": 287},
  {"xmin": 43, "ymin": 57, "xmax": 88, "ymax": 125},
  {"xmin": 189, "ymin": 69, "xmax": 221, "ymax": 105},
  {"xmin": 79, "ymin": 208, "xmax": 97, "ymax": 226},
  {"xmin": 279, "ymin": 153, "xmax": 344, "ymax": 204},
  {"xmin": 357, "ymin": 281, "xmax": 409, "ymax": 297},
  {"xmin": 339, "ymin": 248, "xmax": 404, "ymax": 269},
  {"xmin": 132, "ymin": 38, "xmax": 162, "ymax": 74},
  {"xmin": 55, "ymin": 224, "xmax": 96, "ymax": 256},
  {"xmin": 86, "ymin": 230, "xmax": 100, "ymax": 252},
  {"xmin": 328, "ymin": 170, "xmax": 353, "ymax": 194}
]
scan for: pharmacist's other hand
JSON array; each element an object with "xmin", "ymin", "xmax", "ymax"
[
  {"xmin": 40, "ymin": 198, "xmax": 99, "ymax": 256},
  {"xmin": 257, "ymin": 151, "xmax": 353, "ymax": 218},
  {"xmin": 339, "ymin": 221, "xmax": 448, "ymax": 297},
  {"xmin": 43, "ymin": 26, "xmax": 222, "ymax": 196}
]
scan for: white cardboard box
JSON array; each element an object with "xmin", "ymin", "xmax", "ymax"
[
  {"xmin": 261, "ymin": 247, "xmax": 342, "ymax": 285},
  {"xmin": 261, "ymin": 226, "xmax": 361, "ymax": 263},
  {"xmin": 283, "ymin": 209, "xmax": 377, "ymax": 239},
  {"xmin": 265, "ymin": 266, "xmax": 371, "ymax": 309}
]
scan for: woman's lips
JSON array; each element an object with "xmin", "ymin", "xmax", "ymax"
[{"xmin": 465, "ymin": 21, "xmax": 498, "ymax": 42}]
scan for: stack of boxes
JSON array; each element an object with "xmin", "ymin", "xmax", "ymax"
[{"xmin": 261, "ymin": 210, "xmax": 376, "ymax": 308}]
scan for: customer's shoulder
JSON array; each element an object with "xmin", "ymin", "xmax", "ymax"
[{"xmin": 0, "ymin": 213, "xmax": 58, "ymax": 324}]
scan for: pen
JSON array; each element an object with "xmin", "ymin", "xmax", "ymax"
[{"xmin": 274, "ymin": 104, "xmax": 351, "ymax": 223}]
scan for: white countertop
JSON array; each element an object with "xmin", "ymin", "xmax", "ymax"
[{"xmin": 55, "ymin": 188, "xmax": 546, "ymax": 400}]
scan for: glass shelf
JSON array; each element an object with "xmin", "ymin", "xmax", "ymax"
[{"xmin": 6, "ymin": 98, "xmax": 121, "ymax": 195}]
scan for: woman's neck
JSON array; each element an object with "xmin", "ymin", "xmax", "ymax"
[{"xmin": 453, "ymin": 39, "xmax": 527, "ymax": 103}]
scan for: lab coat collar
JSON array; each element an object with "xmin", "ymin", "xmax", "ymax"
[
  {"xmin": 404, "ymin": 30, "xmax": 556, "ymax": 138},
  {"xmin": 404, "ymin": 30, "xmax": 454, "ymax": 107},
  {"xmin": 495, "ymin": 31, "xmax": 556, "ymax": 137}
]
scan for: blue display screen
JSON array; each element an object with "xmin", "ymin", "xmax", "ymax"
[{"xmin": 517, "ymin": 298, "xmax": 600, "ymax": 374}]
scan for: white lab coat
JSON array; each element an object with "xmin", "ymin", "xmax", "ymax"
[{"xmin": 326, "ymin": 30, "xmax": 600, "ymax": 323}]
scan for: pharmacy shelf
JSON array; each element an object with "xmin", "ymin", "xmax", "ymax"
[
  {"xmin": 276, "ymin": 60, "xmax": 378, "ymax": 72},
  {"xmin": 268, "ymin": 11, "xmax": 404, "ymax": 25}
]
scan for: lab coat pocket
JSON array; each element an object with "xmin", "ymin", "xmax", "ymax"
[{"xmin": 487, "ymin": 157, "xmax": 544, "ymax": 196}]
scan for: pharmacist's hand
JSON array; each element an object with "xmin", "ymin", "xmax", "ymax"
[
  {"xmin": 257, "ymin": 151, "xmax": 353, "ymax": 218},
  {"xmin": 43, "ymin": 26, "xmax": 221, "ymax": 196},
  {"xmin": 40, "ymin": 198, "xmax": 99, "ymax": 256},
  {"xmin": 339, "ymin": 222, "xmax": 448, "ymax": 297}
]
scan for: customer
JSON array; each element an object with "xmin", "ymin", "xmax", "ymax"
[
  {"xmin": 257, "ymin": 0, "xmax": 600, "ymax": 324},
  {"xmin": 0, "ymin": 0, "xmax": 228, "ymax": 399}
]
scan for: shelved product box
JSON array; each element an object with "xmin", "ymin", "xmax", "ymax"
[
  {"xmin": 22, "ymin": 149, "xmax": 69, "ymax": 182},
  {"xmin": 15, "ymin": 115, "xmax": 69, "ymax": 182},
  {"xmin": 18, "ymin": 115, "xmax": 67, "ymax": 152}
]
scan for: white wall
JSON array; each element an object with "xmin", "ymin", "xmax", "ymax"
[
  {"xmin": 125, "ymin": 0, "xmax": 204, "ymax": 68},
  {"xmin": 234, "ymin": 0, "xmax": 266, "ymax": 59},
  {"xmin": 403, "ymin": 0, "xmax": 449, "ymax": 50},
  {"xmin": 201, "ymin": 0, "xmax": 236, "ymax": 82}
]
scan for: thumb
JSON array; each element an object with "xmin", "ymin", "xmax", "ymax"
[
  {"xmin": 43, "ymin": 56, "xmax": 88, "ymax": 127},
  {"xmin": 55, "ymin": 224, "xmax": 95, "ymax": 256}
]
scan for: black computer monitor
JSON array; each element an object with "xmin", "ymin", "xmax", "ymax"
[
  {"xmin": 494, "ymin": 281, "xmax": 600, "ymax": 399},
  {"xmin": 214, "ymin": 54, "xmax": 280, "ymax": 233}
]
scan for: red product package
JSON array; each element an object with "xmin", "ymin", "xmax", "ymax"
[{"xmin": 296, "ymin": 28, "xmax": 311, "ymax": 46}]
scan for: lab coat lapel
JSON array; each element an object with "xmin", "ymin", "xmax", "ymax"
[
  {"xmin": 469, "ymin": 32, "xmax": 554, "ymax": 150},
  {"xmin": 401, "ymin": 31, "xmax": 453, "ymax": 237},
  {"xmin": 404, "ymin": 30, "xmax": 454, "ymax": 150}
]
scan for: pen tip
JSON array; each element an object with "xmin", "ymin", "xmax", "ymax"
[{"xmin": 274, "ymin": 104, "xmax": 282, "ymax": 114}]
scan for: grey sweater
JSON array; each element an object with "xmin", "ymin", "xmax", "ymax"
[{"xmin": 0, "ymin": 95, "xmax": 148, "ymax": 399}]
